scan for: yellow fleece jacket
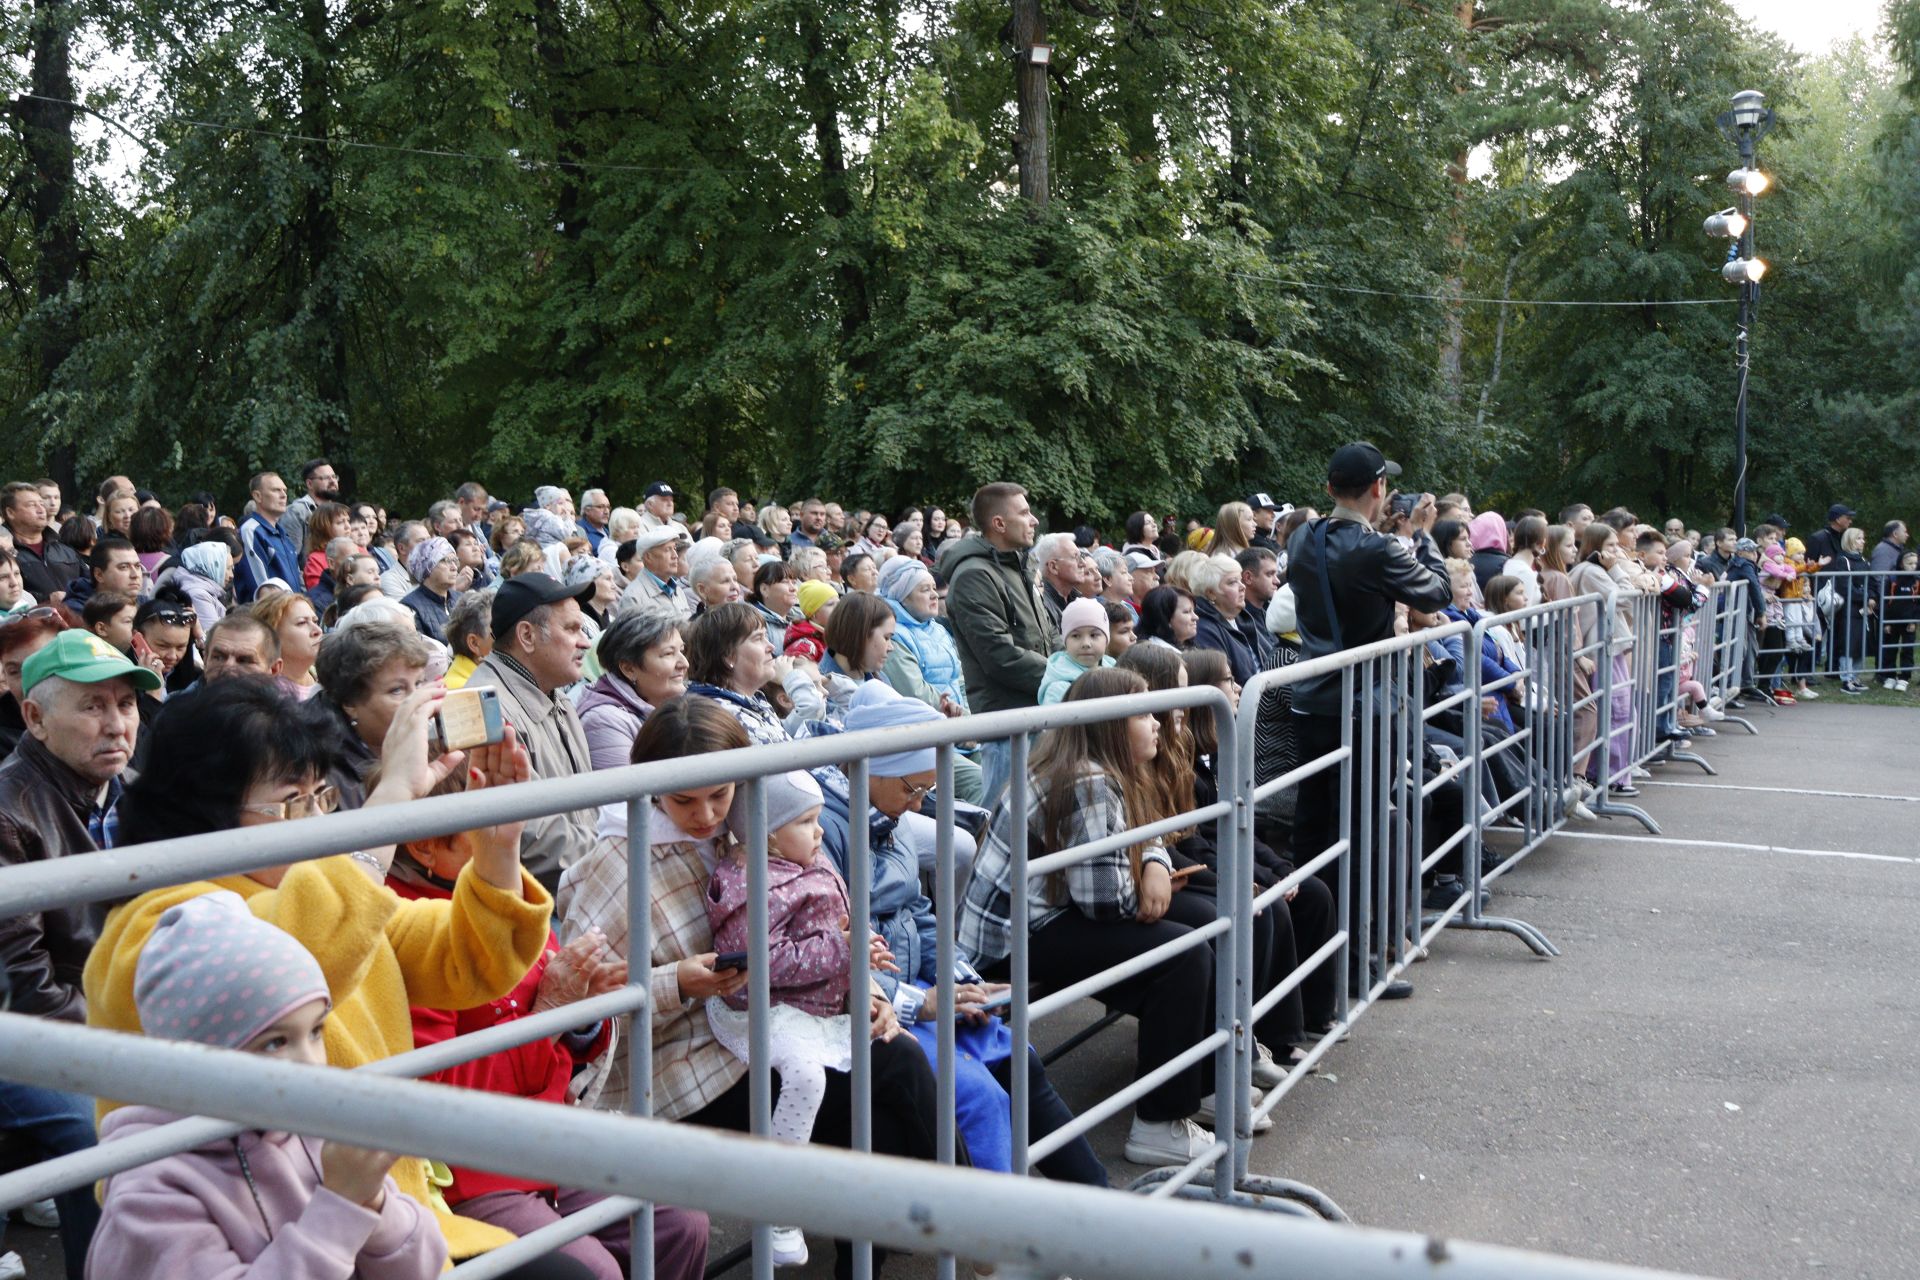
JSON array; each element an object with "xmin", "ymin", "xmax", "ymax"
[{"xmin": 84, "ymin": 854, "xmax": 553, "ymax": 1261}]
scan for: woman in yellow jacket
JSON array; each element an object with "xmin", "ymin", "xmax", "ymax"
[{"xmin": 85, "ymin": 678, "xmax": 556, "ymax": 1267}]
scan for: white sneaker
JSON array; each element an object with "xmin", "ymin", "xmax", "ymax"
[
  {"xmin": 1630, "ymin": 765, "xmax": 1651, "ymax": 780},
  {"xmin": 1250, "ymin": 1040, "xmax": 1294, "ymax": 1087},
  {"xmin": 1798, "ymin": 686, "xmax": 1820, "ymax": 700},
  {"xmin": 1884, "ymin": 678, "xmax": 1897, "ymax": 690},
  {"xmin": 768, "ymin": 1225, "xmax": 808, "ymax": 1267},
  {"xmin": 0, "ymin": 1252, "xmax": 23, "ymax": 1280},
  {"xmin": 1571, "ymin": 800, "xmax": 1597, "ymax": 821},
  {"xmin": 1899, "ymin": 680, "xmax": 1911, "ymax": 692},
  {"xmin": 1703, "ymin": 703, "xmax": 1726, "ymax": 721},
  {"xmin": 1124, "ymin": 1115, "xmax": 1217, "ymax": 1165},
  {"xmin": 1196, "ymin": 1090, "xmax": 1273, "ymax": 1133},
  {"xmin": 19, "ymin": 1199, "xmax": 57, "ymax": 1230}
]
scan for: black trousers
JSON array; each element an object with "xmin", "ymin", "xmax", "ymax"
[
  {"xmin": 683, "ymin": 1035, "xmax": 943, "ymax": 1279},
  {"xmin": 1294, "ymin": 709, "xmax": 1408, "ymax": 985}
]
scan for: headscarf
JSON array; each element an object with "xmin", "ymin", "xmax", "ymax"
[
  {"xmin": 1468, "ymin": 512, "xmax": 1509, "ymax": 553},
  {"xmin": 407, "ymin": 535, "xmax": 454, "ymax": 584},
  {"xmin": 520, "ymin": 508, "xmax": 571, "ymax": 548},
  {"xmin": 181, "ymin": 542, "xmax": 230, "ymax": 584},
  {"xmin": 876, "ymin": 554, "xmax": 931, "ymax": 603},
  {"xmin": 563, "ymin": 554, "xmax": 611, "ymax": 592},
  {"xmin": 534, "ymin": 485, "xmax": 569, "ymax": 512}
]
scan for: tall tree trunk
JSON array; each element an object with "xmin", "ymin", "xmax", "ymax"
[
  {"xmin": 799, "ymin": 10, "xmax": 870, "ymax": 342},
  {"xmin": 1437, "ymin": 0, "xmax": 1477, "ymax": 406},
  {"xmin": 21, "ymin": 0, "xmax": 79, "ymax": 495},
  {"xmin": 1011, "ymin": 0, "xmax": 1050, "ymax": 207},
  {"xmin": 296, "ymin": 0, "xmax": 350, "ymax": 478}
]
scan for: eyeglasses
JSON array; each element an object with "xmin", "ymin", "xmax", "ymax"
[
  {"xmin": 241, "ymin": 785, "xmax": 340, "ymax": 822},
  {"xmin": 900, "ymin": 781, "xmax": 935, "ymax": 805},
  {"xmin": 0, "ymin": 607, "xmax": 63, "ymax": 627}
]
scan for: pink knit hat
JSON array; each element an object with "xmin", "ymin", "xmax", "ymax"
[
  {"xmin": 134, "ymin": 891, "xmax": 329, "ymax": 1050},
  {"xmin": 1468, "ymin": 512, "xmax": 1509, "ymax": 553},
  {"xmin": 1061, "ymin": 597, "xmax": 1111, "ymax": 638}
]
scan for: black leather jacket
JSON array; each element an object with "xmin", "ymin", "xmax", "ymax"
[
  {"xmin": 0, "ymin": 735, "xmax": 119, "ymax": 1022},
  {"xmin": 1286, "ymin": 512, "xmax": 1450, "ymax": 716}
]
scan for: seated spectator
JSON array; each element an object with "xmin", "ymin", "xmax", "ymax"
[
  {"xmin": 400, "ymin": 536, "xmax": 462, "ymax": 644},
  {"xmin": 809, "ymin": 590, "xmax": 897, "ymax": 722},
  {"xmin": 389, "ymin": 769, "xmax": 709, "ymax": 1280},
  {"xmin": 748, "ymin": 560, "xmax": 799, "ymax": 651},
  {"xmin": 617, "ymin": 526, "xmax": 693, "ymax": 621},
  {"xmin": 1102, "ymin": 599, "xmax": 1136, "ymax": 657},
  {"xmin": 878, "ymin": 557, "xmax": 967, "ymax": 715},
  {"xmin": 314, "ymin": 621, "xmax": 438, "ymax": 807},
  {"xmin": 465, "ymin": 574, "xmax": 598, "ymax": 890},
  {"xmin": 783, "ymin": 580, "xmax": 836, "ymax": 662},
  {"xmin": 89, "ymin": 891, "xmax": 449, "ymax": 1280},
  {"xmin": 577, "ymin": 607, "xmax": 688, "ymax": 771},
  {"xmin": 132, "ymin": 592, "xmax": 197, "ymax": 702},
  {"xmin": 300, "ymin": 501, "xmax": 353, "ymax": 590},
  {"xmin": 498, "ymin": 540, "xmax": 547, "ymax": 579},
  {"xmin": 0, "ymin": 548, "xmax": 33, "ymax": 617},
  {"xmin": 380, "ymin": 521, "xmax": 429, "ymax": 600},
  {"xmin": 687, "ymin": 554, "xmax": 738, "ymax": 615},
  {"xmin": 839, "ymin": 551, "xmax": 878, "ymax": 595},
  {"xmin": 959, "ymin": 668, "xmax": 1222, "ymax": 1168},
  {"xmin": 443, "ymin": 589, "xmax": 495, "ymax": 690},
  {"xmin": 201, "ymin": 612, "xmax": 282, "ymax": 686},
  {"xmin": 83, "ymin": 590, "xmax": 138, "ymax": 657},
  {"xmin": 449, "ymin": 527, "xmax": 493, "ymax": 592},
  {"xmin": 1468, "ymin": 512, "xmax": 1510, "ymax": 592},
  {"xmin": 253, "ymin": 590, "xmax": 325, "ymax": 700},
  {"xmin": 1039, "ymin": 597, "xmax": 1115, "ymax": 705},
  {"xmin": 87, "ymin": 678, "xmax": 556, "ymax": 1268},
  {"xmin": 0, "ymin": 629, "xmax": 156, "ymax": 1276},
  {"xmin": 66, "ymin": 534, "xmax": 146, "ymax": 613},
  {"xmin": 558, "ymin": 698, "xmax": 941, "ymax": 1280},
  {"xmin": 815, "ymin": 693, "xmax": 1108, "ymax": 1188},
  {"xmin": 1136, "ymin": 584, "xmax": 1197, "ymax": 650}
]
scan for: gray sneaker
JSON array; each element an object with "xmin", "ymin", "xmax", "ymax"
[{"xmin": 1124, "ymin": 1115, "xmax": 1217, "ymax": 1165}]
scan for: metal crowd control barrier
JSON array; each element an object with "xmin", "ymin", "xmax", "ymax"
[
  {"xmin": 0, "ymin": 653, "xmax": 1734, "ymax": 1280},
  {"xmin": 1748, "ymin": 568, "xmax": 1920, "ymax": 688},
  {"xmin": 1695, "ymin": 579, "xmax": 1758, "ymax": 736}
]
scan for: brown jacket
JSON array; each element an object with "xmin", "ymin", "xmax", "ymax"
[{"xmin": 0, "ymin": 735, "xmax": 119, "ymax": 1021}]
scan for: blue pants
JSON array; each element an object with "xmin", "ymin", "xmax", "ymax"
[
  {"xmin": 1657, "ymin": 638, "xmax": 1679, "ymax": 736},
  {"xmin": 0, "ymin": 1079, "xmax": 101, "ymax": 1280}
]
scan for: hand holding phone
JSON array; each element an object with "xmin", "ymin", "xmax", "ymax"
[{"xmin": 712, "ymin": 951, "xmax": 749, "ymax": 973}]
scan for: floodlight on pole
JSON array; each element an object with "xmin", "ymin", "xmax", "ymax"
[
  {"xmin": 1726, "ymin": 168, "xmax": 1771, "ymax": 196},
  {"xmin": 1703, "ymin": 208, "xmax": 1748, "ymax": 239},
  {"xmin": 1711, "ymin": 89, "xmax": 1777, "ymax": 540},
  {"xmin": 1721, "ymin": 258, "xmax": 1767, "ymax": 285}
]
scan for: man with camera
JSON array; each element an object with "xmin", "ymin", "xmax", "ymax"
[{"xmin": 1286, "ymin": 444, "xmax": 1450, "ymax": 1000}]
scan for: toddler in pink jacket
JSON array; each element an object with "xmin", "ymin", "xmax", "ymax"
[
  {"xmin": 702, "ymin": 770, "xmax": 853, "ymax": 1267},
  {"xmin": 87, "ymin": 891, "xmax": 446, "ymax": 1280}
]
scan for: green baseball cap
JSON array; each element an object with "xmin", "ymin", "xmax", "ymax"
[{"xmin": 21, "ymin": 630, "xmax": 162, "ymax": 696}]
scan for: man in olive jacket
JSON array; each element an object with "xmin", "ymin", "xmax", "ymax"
[{"xmin": 938, "ymin": 482, "xmax": 1055, "ymax": 804}]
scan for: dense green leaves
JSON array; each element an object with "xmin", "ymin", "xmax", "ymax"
[{"xmin": 0, "ymin": 0, "xmax": 1912, "ymax": 528}]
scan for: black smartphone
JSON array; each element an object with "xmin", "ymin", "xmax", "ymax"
[
  {"xmin": 1390, "ymin": 492, "xmax": 1417, "ymax": 518},
  {"xmin": 713, "ymin": 951, "xmax": 749, "ymax": 972}
]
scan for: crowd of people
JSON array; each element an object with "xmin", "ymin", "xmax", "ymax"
[{"xmin": 0, "ymin": 458, "xmax": 1909, "ymax": 1280}]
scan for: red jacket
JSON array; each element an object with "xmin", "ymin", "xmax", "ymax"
[{"xmin": 390, "ymin": 875, "xmax": 611, "ymax": 1203}]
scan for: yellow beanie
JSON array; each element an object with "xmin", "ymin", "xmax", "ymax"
[{"xmin": 797, "ymin": 581, "xmax": 839, "ymax": 620}]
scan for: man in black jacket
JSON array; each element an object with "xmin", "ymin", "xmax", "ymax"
[
  {"xmin": 1803, "ymin": 503, "xmax": 1854, "ymax": 567},
  {"xmin": 1, "ymin": 481, "xmax": 83, "ymax": 603},
  {"xmin": 1287, "ymin": 443, "xmax": 1450, "ymax": 999}
]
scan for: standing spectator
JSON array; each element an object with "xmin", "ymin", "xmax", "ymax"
[
  {"xmin": 1833, "ymin": 527, "xmax": 1875, "ymax": 694},
  {"xmin": 0, "ymin": 631, "xmax": 157, "ymax": 1276},
  {"xmin": 1034, "ymin": 531, "xmax": 1083, "ymax": 630},
  {"xmin": 1286, "ymin": 443, "xmax": 1449, "ymax": 999},
  {"xmin": 1467, "ymin": 511, "xmax": 1510, "ymax": 592},
  {"xmin": 1187, "ymin": 554, "xmax": 1259, "ymax": 685},
  {"xmin": 67, "ymin": 535, "xmax": 146, "ymax": 612},
  {"xmin": 939, "ymin": 482, "xmax": 1052, "ymax": 804},
  {"xmin": 128, "ymin": 505, "xmax": 174, "ymax": 579},
  {"xmin": 1208, "ymin": 501, "xmax": 1256, "ymax": 557},
  {"xmin": 455, "ymin": 481, "xmax": 494, "ymax": 540},
  {"xmin": 1502, "ymin": 514, "xmax": 1548, "ymax": 608},
  {"xmin": 254, "ymin": 591, "xmax": 324, "ymax": 699},
  {"xmin": 3, "ymin": 482, "xmax": 83, "ymax": 602},
  {"xmin": 0, "ymin": 610, "xmax": 68, "ymax": 758},
  {"xmin": 157, "ymin": 538, "xmax": 233, "ymax": 635},
  {"xmin": 789, "ymin": 497, "xmax": 827, "ymax": 549},
  {"xmin": 281, "ymin": 457, "xmax": 341, "ymax": 556},
  {"xmin": 235, "ymin": 471, "xmax": 299, "ymax": 603},
  {"xmin": 465, "ymin": 574, "xmax": 598, "ymax": 889},
  {"xmin": 1803, "ymin": 503, "xmax": 1854, "ymax": 567}
]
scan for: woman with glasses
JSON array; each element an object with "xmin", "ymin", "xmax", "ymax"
[{"xmin": 86, "ymin": 678, "xmax": 569, "ymax": 1276}]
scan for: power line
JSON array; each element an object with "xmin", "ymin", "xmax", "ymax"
[
  {"xmin": 19, "ymin": 93, "xmax": 780, "ymax": 177},
  {"xmin": 1222, "ymin": 270, "xmax": 1738, "ymax": 309}
]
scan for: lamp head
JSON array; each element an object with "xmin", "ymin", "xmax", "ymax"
[{"xmin": 1730, "ymin": 90, "xmax": 1766, "ymax": 129}]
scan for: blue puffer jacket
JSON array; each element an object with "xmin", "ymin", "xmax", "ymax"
[
  {"xmin": 885, "ymin": 600, "xmax": 968, "ymax": 711},
  {"xmin": 815, "ymin": 763, "xmax": 976, "ymax": 1024}
]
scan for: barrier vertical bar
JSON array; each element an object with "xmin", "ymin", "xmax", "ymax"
[
  {"xmin": 1356, "ymin": 663, "xmax": 1376, "ymax": 995},
  {"xmin": 847, "ymin": 759, "xmax": 874, "ymax": 1280},
  {"xmin": 745, "ymin": 777, "xmax": 772, "ymax": 1280},
  {"xmin": 1215, "ymin": 692, "xmax": 1246, "ymax": 1188},
  {"xmin": 934, "ymin": 745, "xmax": 957, "ymax": 1280},
  {"xmin": 626, "ymin": 794, "xmax": 655, "ymax": 1280},
  {"xmin": 1008, "ymin": 732, "xmax": 1032, "ymax": 1180},
  {"xmin": 1463, "ymin": 620, "xmax": 1485, "ymax": 926},
  {"xmin": 1336, "ymin": 664, "xmax": 1354, "ymax": 1021}
]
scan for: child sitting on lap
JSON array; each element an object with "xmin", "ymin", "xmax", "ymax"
[{"xmin": 1039, "ymin": 597, "xmax": 1117, "ymax": 704}]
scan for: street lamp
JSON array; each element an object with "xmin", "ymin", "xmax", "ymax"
[{"xmin": 1711, "ymin": 88, "xmax": 1776, "ymax": 538}]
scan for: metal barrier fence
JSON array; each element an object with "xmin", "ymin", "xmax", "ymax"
[
  {"xmin": 1747, "ymin": 568, "xmax": 1920, "ymax": 689},
  {"xmin": 0, "ymin": 592, "xmax": 1752, "ymax": 1280}
]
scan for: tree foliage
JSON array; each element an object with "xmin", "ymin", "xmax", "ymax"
[{"xmin": 0, "ymin": 0, "xmax": 1911, "ymax": 528}]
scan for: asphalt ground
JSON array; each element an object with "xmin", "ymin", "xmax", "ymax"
[{"xmin": 9, "ymin": 700, "xmax": 1915, "ymax": 1277}]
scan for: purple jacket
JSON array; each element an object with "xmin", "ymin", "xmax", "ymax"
[
  {"xmin": 88, "ymin": 1105, "xmax": 445, "ymax": 1280},
  {"xmin": 706, "ymin": 856, "xmax": 851, "ymax": 1018},
  {"xmin": 576, "ymin": 672, "xmax": 654, "ymax": 773}
]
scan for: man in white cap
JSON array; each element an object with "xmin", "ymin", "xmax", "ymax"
[{"xmin": 616, "ymin": 525, "xmax": 693, "ymax": 621}]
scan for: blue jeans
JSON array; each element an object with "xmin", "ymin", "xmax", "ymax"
[
  {"xmin": 0, "ymin": 1079, "xmax": 101, "ymax": 1279},
  {"xmin": 1657, "ymin": 638, "xmax": 1679, "ymax": 736},
  {"xmin": 977, "ymin": 738, "xmax": 1013, "ymax": 812}
]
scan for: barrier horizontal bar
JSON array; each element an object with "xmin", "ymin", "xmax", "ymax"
[
  {"xmin": 0, "ymin": 1016, "xmax": 1707, "ymax": 1280},
  {"xmin": 0, "ymin": 685, "xmax": 1233, "ymax": 919},
  {"xmin": 1146, "ymin": 1141, "xmax": 1233, "ymax": 1199},
  {"xmin": 1249, "ymin": 841, "xmax": 1345, "ymax": 915},
  {"xmin": 1251, "ymin": 746, "xmax": 1350, "ymax": 804},
  {"xmin": 1026, "ymin": 801, "xmax": 1230, "ymax": 878},
  {"xmin": 1251, "ymin": 932, "xmax": 1347, "ymax": 1025},
  {"xmin": 1419, "ymin": 823, "xmax": 1471, "ymax": 875},
  {"xmin": 0, "ymin": 983, "xmax": 651, "ymax": 1210},
  {"xmin": 1029, "ymin": 917, "xmax": 1233, "ymax": 1020},
  {"xmin": 448, "ymin": 1196, "xmax": 645, "ymax": 1280},
  {"xmin": 1026, "ymin": 1030, "xmax": 1231, "ymax": 1162}
]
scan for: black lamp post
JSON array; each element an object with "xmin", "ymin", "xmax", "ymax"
[{"xmin": 1711, "ymin": 89, "xmax": 1776, "ymax": 538}]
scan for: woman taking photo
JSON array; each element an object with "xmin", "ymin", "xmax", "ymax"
[
  {"xmin": 958, "ymin": 669, "xmax": 1222, "ymax": 1168},
  {"xmin": 314, "ymin": 621, "xmax": 439, "ymax": 806},
  {"xmin": 86, "ymin": 679, "xmax": 563, "ymax": 1274},
  {"xmin": 558, "ymin": 698, "xmax": 940, "ymax": 1280},
  {"xmin": 576, "ymin": 608, "xmax": 689, "ymax": 771}
]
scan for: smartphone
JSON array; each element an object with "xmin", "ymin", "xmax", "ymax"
[
  {"xmin": 431, "ymin": 686, "xmax": 505, "ymax": 753},
  {"xmin": 1167, "ymin": 864, "xmax": 1204, "ymax": 882},
  {"xmin": 713, "ymin": 951, "xmax": 749, "ymax": 973},
  {"xmin": 977, "ymin": 989, "xmax": 1013, "ymax": 1011},
  {"xmin": 1390, "ymin": 492, "xmax": 1417, "ymax": 518}
]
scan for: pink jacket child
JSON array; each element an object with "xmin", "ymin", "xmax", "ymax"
[
  {"xmin": 705, "ymin": 773, "xmax": 852, "ymax": 1019},
  {"xmin": 87, "ymin": 891, "xmax": 445, "ymax": 1280}
]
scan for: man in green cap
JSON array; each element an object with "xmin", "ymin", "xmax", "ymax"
[{"xmin": 0, "ymin": 628, "xmax": 158, "ymax": 1275}]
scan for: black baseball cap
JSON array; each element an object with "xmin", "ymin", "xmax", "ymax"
[
  {"xmin": 1827, "ymin": 503, "xmax": 1855, "ymax": 521},
  {"xmin": 1327, "ymin": 442, "xmax": 1401, "ymax": 490},
  {"xmin": 733, "ymin": 522, "xmax": 777, "ymax": 549},
  {"xmin": 644, "ymin": 481, "xmax": 675, "ymax": 500},
  {"xmin": 490, "ymin": 572, "xmax": 594, "ymax": 640},
  {"xmin": 1761, "ymin": 512, "xmax": 1790, "ymax": 530},
  {"xmin": 1247, "ymin": 492, "xmax": 1282, "ymax": 512}
]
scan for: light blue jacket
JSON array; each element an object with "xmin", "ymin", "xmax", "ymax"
[
  {"xmin": 884, "ymin": 599, "xmax": 969, "ymax": 711},
  {"xmin": 1037, "ymin": 650, "xmax": 1112, "ymax": 706}
]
